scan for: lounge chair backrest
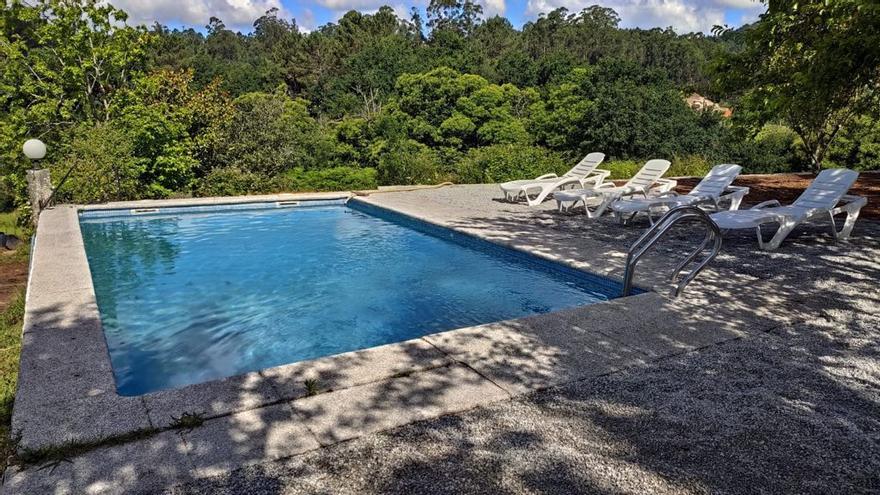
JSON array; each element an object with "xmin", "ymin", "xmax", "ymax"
[
  {"xmin": 793, "ymin": 168, "xmax": 859, "ymax": 211},
  {"xmin": 624, "ymin": 159, "xmax": 671, "ymax": 189},
  {"xmin": 564, "ymin": 152, "xmax": 606, "ymax": 178},
  {"xmin": 690, "ymin": 164, "xmax": 742, "ymax": 199}
]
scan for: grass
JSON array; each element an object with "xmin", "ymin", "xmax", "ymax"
[
  {"xmin": 0, "ymin": 212, "xmax": 32, "ymax": 471},
  {"xmin": 304, "ymin": 378, "xmax": 321, "ymax": 397},
  {"xmin": 0, "ymin": 211, "xmax": 28, "ymax": 240},
  {"xmin": 0, "ymin": 288, "xmax": 26, "ymax": 471},
  {"xmin": 169, "ymin": 411, "xmax": 206, "ymax": 431}
]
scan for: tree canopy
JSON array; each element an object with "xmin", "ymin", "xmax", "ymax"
[
  {"xmin": 0, "ymin": 0, "xmax": 877, "ymax": 208},
  {"xmin": 715, "ymin": 0, "xmax": 880, "ymax": 172}
]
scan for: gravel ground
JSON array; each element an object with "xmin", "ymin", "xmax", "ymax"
[
  {"xmin": 170, "ymin": 313, "xmax": 880, "ymax": 495},
  {"xmin": 167, "ymin": 184, "xmax": 880, "ymax": 495}
]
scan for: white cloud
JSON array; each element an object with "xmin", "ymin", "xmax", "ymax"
[
  {"xmin": 525, "ymin": 0, "xmax": 764, "ymax": 33},
  {"xmin": 483, "ymin": 0, "xmax": 506, "ymax": 16},
  {"xmin": 298, "ymin": 8, "xmax": 318, "ymax": 32},
  {"xmin": 111, "ymin": 0, "xmax": 289, "ymax": 30}
]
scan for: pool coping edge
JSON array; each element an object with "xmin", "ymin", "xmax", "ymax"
[{"xmin": 15, "ymin": 194, "xmax": 659, "ymax": 453}]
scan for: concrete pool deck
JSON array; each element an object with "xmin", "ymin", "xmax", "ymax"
[{"xmin": 5, "ymin": 184, "xmax": 880, "ymax": 494}]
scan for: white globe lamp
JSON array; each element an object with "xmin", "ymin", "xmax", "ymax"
[{"xmin": 23, "ymin": 139, "xmax": 47, "ymax": 163}]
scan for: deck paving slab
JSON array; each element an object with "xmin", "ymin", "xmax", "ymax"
[
  {"xmin": 2, "ymin": 463, "xmax": 77, "ymax": 495},
  {"xmin": 423, "ymin": 314, "xmax": 648, "ymax": 394},
  {"xmin": 261, "ymin": 338, "xmax": 451, "ymax": 400},
  {"xmin": 290, "ymin": 363, "xmax": 509, "ymax": 445},
  {"xmin": 12, "ymin": 393, "xmax": 151, "ymax": 452},
  {"xmin": 23, "ymin": 288, "xmax": 101, "ymax": 334},
  {"xmin": 143, "ymin": 371, "xmax": 280, "ymax": 429},
  {"xmin": 72, "ymin": 430, "xmax": 192, "ymax": 495},
  {"xmin": 181, "ymin": 402, "xmax": 320, "ymax": 479}
]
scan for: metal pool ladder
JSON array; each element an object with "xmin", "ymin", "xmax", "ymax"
[{"xmin": 622, "ymin": 205, "xmax": 722, "ymax": 298}]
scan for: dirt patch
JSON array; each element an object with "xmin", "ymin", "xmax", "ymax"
[
  {"xmin": 0, "ymin": 254, "xmax": 27, "ymax": 312},
  {"xmin": 673, "ymin": 171, "xmax": 880, "ymax": 219}
]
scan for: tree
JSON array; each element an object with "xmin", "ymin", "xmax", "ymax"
[
  {"xmin": 715, "ymin": 0, "xmax": 880, "ymax": 172},
  {"xmin": 393, "ymin": 67, "xmax": 536, "ymax": 150},
  {"xmin": 0, "ymin": 0, "xmax": 152, "ymax": 207},
  {"xmin": 1, "ymin": 0, "xmax": 150, "ymax": 122},
  {"xmin": 219, "ymin": 89, "xmax": 330, "ymax": 176},
  {"xmin": 0, "ymin": 0, "xmax": 151, "ymax": 166},
  {"xmin": 530, "ymin": 60, "xmax": 723, "ymax": 160},
  {"xmin": 427, "ymin": 0, "xmax": 483, "ymax": 36}
]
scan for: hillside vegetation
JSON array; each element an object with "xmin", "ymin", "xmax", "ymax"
[{"xmin": 1, "ymin": 0, "xmax": 877, "ymax": 208}]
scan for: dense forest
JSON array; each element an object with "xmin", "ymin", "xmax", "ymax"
[{"xmin": 1, "ymin": 0, "xmax": 878, "ymax": 213}]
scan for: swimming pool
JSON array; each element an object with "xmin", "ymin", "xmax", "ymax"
[{"xmin": 80, "ymin": 200, "xmax": 628, "ymax": 396}]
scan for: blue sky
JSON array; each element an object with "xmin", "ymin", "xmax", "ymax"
[{"xmin": 112, "ymin": 0, "xmax": 765, "ymax": 34}]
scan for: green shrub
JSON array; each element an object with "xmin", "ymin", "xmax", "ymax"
[
  {"xmin": 668, "ymin": 155, "xmax": 714, "ymax": 177},
  {"xmin": 0, "ymin": 176, "xmax": 18, "ymax": 213},
  {"xmin": 281, "ymin": 167, "xmax": 379, "ymax": 192},
  {"xmin": 194, "ymin": 167, "xmax": 266, "ymax": 197},
  {"xmin": 218, "ymin": 89, "xmax": 331, "ymax": 176},
  {"xmin": 827, "ymin": 116, "xmax": 880, "ymax": 171},
  {"xmin": 604, "ymin": 156, "xmax": 713, "ymax": 180},
  {"xmin": 374, "ymin": 140, "xmax": 447, "ymax": 185},
  {"xmin": 51, "ymin": 123, "xmax": 146, "ymax": 203},
  {"xmin": 603, "ymin": 160, "xmax": 641, "ymax": 180},
  {"xmin": 742, "ymin": 124, "xmax": 802, "ymax": 173},
  {"xmin": 456, "ymin": 144, "xmax": 567, "ymax": 183}
]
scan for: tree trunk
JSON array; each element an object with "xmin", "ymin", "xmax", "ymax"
[{"xmin": 810, "ymin": 146, "xmax": 825, "ymax": 175}]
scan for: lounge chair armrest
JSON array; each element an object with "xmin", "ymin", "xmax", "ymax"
[
  {"xmin": 723, "ymin": 186, "xmax": 750, "ymax": 196},
  {"xmin": 588, "ymin": 169, "xmax": 612, "ymax": 180},
  {"xmin": 751, "ymin": 200, "xmax": 780, "ymax": 210},
  {"xmin": 652, "ymin": 179, "xmax": 677, "ymax": 193},
  {"xmin": 840, "ymin": 194, "xmax": 868, "ymax": 207},
  {"xmin": 594, "ymin": 181, "xmax": 617, "ymax": 189},
  {"xmin": 717, "ymin": 186, "xmax": 749, "ymax": 211},
  {"xmin": 536, "ymin": 173, "xmax": 559, "ymax": 180},
  {"xmin": 831, "ymin": 194, "xmax": 868, "ymax": 215},
  {"xmin": 552, "ymin": 175, "xmax": 584, "ymax": 188},
  {"xmin": 581, "ymin": 169, "xmax": 611, "ymax": 186}
]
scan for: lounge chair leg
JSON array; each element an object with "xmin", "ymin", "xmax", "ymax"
[
  {"xmin": 755, "ymin": 225, "xmax": 765, "ymax": 250},
  {"xmin": 831, "ymin": 208, "xmax": 861, "ymax": 240},
  {"xmin": 729, "ymin": 193, "xmax": 744, "ymax": 211},
  {"xmin": 760, "ymin": 220, "xmax": 796, "ymax": 251},
  {"xmin": 586, "ymin": 198, "xmax": 612, "ymax": 219}
]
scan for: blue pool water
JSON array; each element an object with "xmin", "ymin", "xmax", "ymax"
[{"xmin": 80, "ymin": 201, "xmax": 624, "ymax": 396}]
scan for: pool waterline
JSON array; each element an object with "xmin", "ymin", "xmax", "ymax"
[{"xmin": 79, "ymin": 199, "xmax": 637, "ymax": 396}]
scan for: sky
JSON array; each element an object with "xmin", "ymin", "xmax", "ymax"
[{"xmin": 110, "ymin": 0, "xmax": 766, "ymax": 35}]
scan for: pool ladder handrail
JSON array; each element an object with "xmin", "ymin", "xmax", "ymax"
[{"xmin": 622, "ymin": 205, "xmax": 722, "ymax": 298}]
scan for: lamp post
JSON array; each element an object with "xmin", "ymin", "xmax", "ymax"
[{"xmin": 23, "ymin": 139, "xmax": 51, "ymax": 225}]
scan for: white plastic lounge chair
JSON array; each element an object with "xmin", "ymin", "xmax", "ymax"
[
  {"xmin": 710, "ymin": 168, "xmax": 867, "ymax": 251},
  {"xmin": 500, "ymin": 152, "xmax": 608, "ymax": 206},
  {"xmin": 555, "ymin": 159, "xmax": 674, "ymax": 218},
  {"xmin": 610, "ymin": 164, "xmax": 749, "ymax": 225}
]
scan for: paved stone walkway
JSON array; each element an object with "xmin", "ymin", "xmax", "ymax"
[{"xmin": 5, "ymin": 184, "xmax": 879, "ymax": 494}]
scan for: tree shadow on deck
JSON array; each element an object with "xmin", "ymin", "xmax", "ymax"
[
  {"xmin": 166, "ymin": 206, "xmax": 880, "ymax": 494},
  {"xmin": 10, "ymin": 185, "xmax": 880, "ymax": 494},
  {"xmin": 172, "ymin": 309, "xmax": 880, "ymax": 494}
]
